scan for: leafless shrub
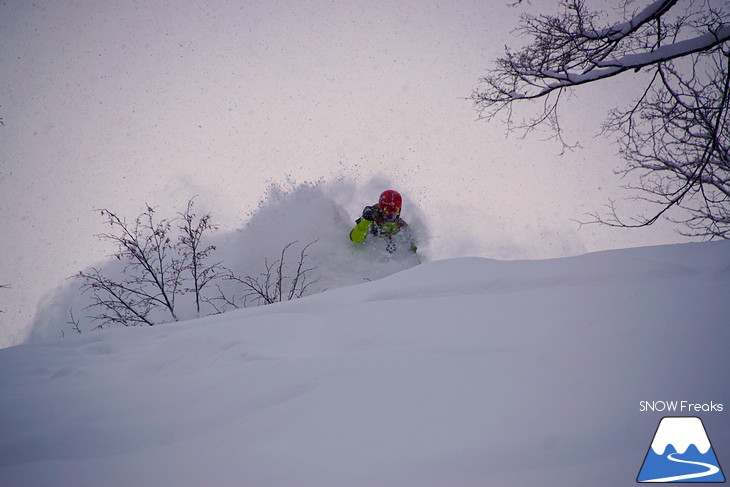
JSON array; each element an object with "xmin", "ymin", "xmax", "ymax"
[
  {"xmin": 76, "ymin": 200, "xmax": 321, "ymax": 330},
  {"xmin": 78, "ymin": 199, "xmax": 221, "ymax": 328},
  {"xmin": 212, "ymin": 240, "xmax": 319, "ymax": 309},
  {"xmin": 178, "ymin": 197, "xmax": 222, "ymax": 314}
]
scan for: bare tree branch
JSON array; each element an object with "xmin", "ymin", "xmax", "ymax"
[
  {"xmin": 78, "ymin": 204, "xmax": 192, "ymax": 328},
  {"xmin": 67, "ymin": 309, "xmax": 82, "ymax": 334},
  {"xmin": 215, "ymin": 240, "xmax": 320, "ymax": 308},
  {"xmin": 78, "ymin": 267, "xmax": 157, "ymax": 327},
  {"xmin": 177, "ymin": 196, "xmax": 222, "ymax": 315},
  {"xmin": 473, "ymin": 0, "xmax": 730, "ymax": 237}
]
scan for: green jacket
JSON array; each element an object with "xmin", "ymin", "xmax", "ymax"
[
  {"xmin": 350, "ymin": 218, "xmax": 407, "ymax": 243},
  {"xmin": 350, "ymin": 204, "xmax": 416, "ymax": 252}
]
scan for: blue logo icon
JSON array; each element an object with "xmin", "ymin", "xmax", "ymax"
[{"xmin": 638, "ymin": 417, "xmax": 725, "ymax": 483}]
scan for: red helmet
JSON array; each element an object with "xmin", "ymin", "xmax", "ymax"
[
  {"xmin": 379, "ymin": 190, "xmax": 402, "ymax": 209},
  {"xmin": 379, "ymin": 190, "xmax": 402, "ymax": 222}
]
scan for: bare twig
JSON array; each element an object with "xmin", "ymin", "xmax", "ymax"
[
  {"xmin": 215, "ymin": 240, "xmax": 320, "ymax": 308},
  {"xmin": 177, "ymin": 196, "xmax": 222, "ymax": 314}
]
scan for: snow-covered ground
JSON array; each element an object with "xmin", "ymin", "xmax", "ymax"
[{"xmin": 1, "ymin": 240, "xmax": 728, "ymax": 487}]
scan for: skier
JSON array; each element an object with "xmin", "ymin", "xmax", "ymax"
[{"xmin": 350, "ymin": 189, "xmax": 417, "ymax": 254}]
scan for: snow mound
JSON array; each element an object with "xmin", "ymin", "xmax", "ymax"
[{"xmin": 2, "ymin": 241, "xmax": 728, "ymax": 487}]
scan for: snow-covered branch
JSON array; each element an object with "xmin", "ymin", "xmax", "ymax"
[
  {"xmin": 473, "ymin": 0, "xmax": 730, "ymax": 238},
  {"xmin": 475, "ymin": 4, "xmax": 729, "ymax": 105},
  {"xmin": 593, "ymin": 0, "xmax": 678, "ymax": 40}
]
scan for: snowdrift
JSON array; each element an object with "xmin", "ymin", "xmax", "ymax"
[{"xmin": 1, "ymin": 241, "xmax": 728, "ymax": 487}]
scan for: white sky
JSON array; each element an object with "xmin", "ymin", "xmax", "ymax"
[{"xmin": 0, "ymin": 0, "xmax": 690, "ymax": 347}]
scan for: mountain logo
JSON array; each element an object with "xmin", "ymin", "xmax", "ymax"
[{"xmin": 637, "ymin": 416, "xmax": 725, "ymax": 483}]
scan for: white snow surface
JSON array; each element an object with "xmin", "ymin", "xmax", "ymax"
[{"xmin": 1, "ymin": 240, "xmax": 729, "ymax": 486}]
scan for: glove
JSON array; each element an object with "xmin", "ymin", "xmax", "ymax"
[{"xmin": 362, "ymin": 206, "xmax": 375, "ymax": 221}]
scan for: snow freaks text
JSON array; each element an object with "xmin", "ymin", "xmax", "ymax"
[{"xmin": 639, "ymin": 401, "xmax": 724, "ymax": 413}]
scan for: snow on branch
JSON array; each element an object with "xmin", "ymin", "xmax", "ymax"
[
  {"xmin": 593, "ymin": 0, "xmax": 678, "ymax": 40},
  {"xmin": 597, "ymin": 25, "xmax": 730, "ymax": 69},
  {"xmin": 473, "ymin": 1, "xmax": 730, "ymax": 110},
  {"xmin": 517, "ymin": 25, "xmax": 730, "ymax": 99},
  {"xmin": 472, "ymin": 0, "xmax": 730, "ymax": 238}
]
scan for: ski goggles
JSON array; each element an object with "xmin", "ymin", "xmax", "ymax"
[{"xmin": 381, "ymin": 205, "xmax": 400, "ymax": 220}]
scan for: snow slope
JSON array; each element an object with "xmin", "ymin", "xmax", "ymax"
[{"xmin": 1, "ymin": 241, "xmax": 728, "ymax": 487}]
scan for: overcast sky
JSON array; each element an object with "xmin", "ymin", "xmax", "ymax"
[{"xmin": 0, "ymin": 0, "xmax": 690, "ymax": 347}]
